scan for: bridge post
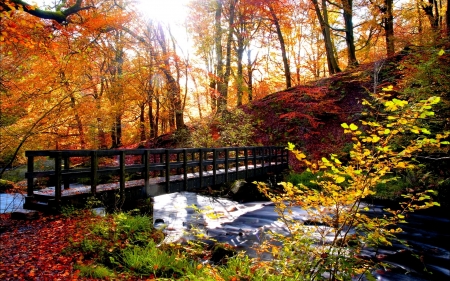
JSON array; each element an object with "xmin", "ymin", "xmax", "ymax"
[
  {"xmin": 213, "ymin": 149, "xmax": 217, "ymax": 187},
  {"xmin": 225, "ymin": 148, "xmax": 229, "ymax": 183},
  {"xmin": 63, "ymin": 155, "xmax": 70, "ymax": 190},
  {"xmin": 252, "ymin": 147, "xmax": 257, "ymax": 177},
  {"xmin": 54, "ymin": 152, "xmax": 62, "ymax": 206},
  {"xmin": 119, "ymin": 151, "xmax": 125, "ymax": 204},
  {"xmin": 244, "ymin": 148, "xmax": 249, "ymax": 178},
  {"xmin": 144, "ymin": 150, "xmax": 149, "ymax": 193},
  {"xmin": 26, "ymin": 153, "xmax": 34, "ymax": 197},
  {"xmin": 183, "ymin": 149, "xmax": 187, "ymax": 191},
  {"xmin": 90, "ymin": 151, "xmax": 98, "ymax": 194},
  {"xmin": 199, "ymin": 149, "xmax": 203, "ymax": 188},
  {"xmin": 165, "ymin": 150, "xmax": 170, "ymax": 193},
  {"xmin": 234, "ymin": 148, "xmax": 239, "ymax": 178}
]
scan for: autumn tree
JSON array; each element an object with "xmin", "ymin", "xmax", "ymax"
[
  {"xmin": 1, "ymin": 0, "xmax": 95, "ymax": 24},
  {"xmin": 310, "ymin": 0, "xmax": 342, "ymax": 74}
]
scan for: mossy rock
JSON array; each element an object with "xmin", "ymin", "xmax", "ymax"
[{"xmin": 0, "ymin": 179, "xmax": 16, "ymax": 193}]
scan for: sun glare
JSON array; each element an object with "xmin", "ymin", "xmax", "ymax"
[{"xmin": 137, "ymin": 0, "xmax": 189, "ymax": 25}]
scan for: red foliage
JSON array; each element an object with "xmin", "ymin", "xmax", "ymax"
[
  {"xmin": 0, "ymin": 213, "xmax": 87, "ymax": 280},
  {"xmin": 243, "ymin": 68, "xmax": 375, "ymax": 168}
]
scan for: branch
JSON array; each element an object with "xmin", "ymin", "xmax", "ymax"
[
  {"xmin": 415, "ymin": 155, "xmax": 450, "ymax": 161},
  {"xmin": 2, "ymin": 0, "xmax": 95, "ymax": 24}
]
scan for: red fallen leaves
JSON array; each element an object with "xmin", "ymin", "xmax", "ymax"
[{"xmin": 0, "ymin": 212, "xmax": 89, "ymax": 280}]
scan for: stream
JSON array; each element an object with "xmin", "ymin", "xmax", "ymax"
[
  {"xmin": 1, "ymin": 191, "xmax": 449, "ymax": 280},
  {"xmin": 152, "ymin": 192, "xmax": 450, "ymax": 281}
]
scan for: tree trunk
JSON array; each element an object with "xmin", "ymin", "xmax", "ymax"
[
  {"xmin": 219, "ymin": 0, "xmax": 237, "ymax": 112},
  {"xmin": 246, "ymin": 49, "xmax": 253, "ymax": 101},
  {"xmin": 110, "ymin": 31, "xmax": 124, "ymax": 148},
  {"xmin": 269, "ymin": 5, "xmax": 292, "ymax": 88},
  {"xmin": 69, "ymin": 93, "xmax": 87, "ymax": 149},
  {"xmin": 384, "ymin": 0, "xmax": 395, "ymax": 57},
  {"xmin": 447, "ymin": 0, "xmax": 450, "ymax": 38},
  {"xmin": 139, "ymin": 103, "xmax": 146, "ymax": 143},
  {"xmin": 342, "ymin": 0, "xmax": 358, "ymax": 66},
  {"xmin": 236, "ymin": 24, "xmax": 245, "ymax": 106},
  {"xmin": 311, "ymin": 0, "xmax": 341, "ymax": 74},
  {"xmin": 148, "ymin": 92, "xmax": 156, "ymax": 139},
  {"xmin": 422, "ymin": 0, "xmax": 440, "ymax": 32},
  {"xmin": 214, "ymin": 0, "xmax": 225, "ymax": 113},
  {"xmin": 111, "ymin": 115, "xmax": 122, "ymax": 148}
]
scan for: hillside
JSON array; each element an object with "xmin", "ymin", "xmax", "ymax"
[{"xmin": 243, "ymin": 46, "xmax": 450, "ymax": 168}]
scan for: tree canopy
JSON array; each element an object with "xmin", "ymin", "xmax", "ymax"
[{"xmin": 1, "ymin": 0, "xmax": 449, "ymax": 169}]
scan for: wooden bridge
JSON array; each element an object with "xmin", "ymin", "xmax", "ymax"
[{"xmin": 23, "ymin": 146, "xmax": 289, "ymax": 211}]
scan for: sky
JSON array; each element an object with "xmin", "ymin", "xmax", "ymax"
[
  {"xmin": 30, "ymin": 0, "xmax": 192, "ymax": 52},
  {"xmin": 30, "ymin": 0, "xmax": 190, "ymax": 26},
  {"xmin": 136, "ymin": 0, "xmax": 192, "ymax": 52},
  {"xmin": 137, "ymin": 0, "xmax": 190, "ymax": 25}
]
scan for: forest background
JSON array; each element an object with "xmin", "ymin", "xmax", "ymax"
[{"xmin": 1, "ymin": 0, "xmax": 449, "ymax": 174}]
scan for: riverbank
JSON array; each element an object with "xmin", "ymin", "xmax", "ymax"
[{"xmin": 1, "ymin": 191, "xmax": 449, "ymax": 280}]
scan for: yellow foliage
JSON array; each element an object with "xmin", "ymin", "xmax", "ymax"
[{"xmin": 256, "ymin": 94, "xmax": 449, "ymax": 280}]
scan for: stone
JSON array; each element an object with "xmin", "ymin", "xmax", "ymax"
[{"xmin": 10, "ymin": 209, "xmax": 39, "ymax": 220}]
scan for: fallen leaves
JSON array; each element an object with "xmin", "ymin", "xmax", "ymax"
[{"xmin": 0, "ymin": 212, "xmax": 87, "ymax": 280}]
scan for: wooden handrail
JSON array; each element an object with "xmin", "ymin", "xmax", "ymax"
[{"xmin": 25, "ymin": 146, "xmax": 289, "ymax": 202}]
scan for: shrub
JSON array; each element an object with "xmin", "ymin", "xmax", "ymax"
[{"xmin": 256, "ymin": 90, "xmax": 449, "ymax": 279}]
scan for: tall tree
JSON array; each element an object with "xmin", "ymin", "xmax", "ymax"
[
  {"xmin": 340, "ymin": 0, "xmax": 358, "ymax": 66},
  {"xmin": 310, "ymin": 0, "xmax": 342, "ymax": 74},
  {"xmin": 267, "ymin": 2, "xmax": 292, "ymax": 88}
]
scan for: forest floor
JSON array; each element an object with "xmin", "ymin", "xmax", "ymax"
[{"xmin": 0, "ymin": 212, "xmax": 86, "ymax": 280}]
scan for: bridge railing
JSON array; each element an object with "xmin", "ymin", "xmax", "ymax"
[{"xmin": 25, "ymin": 146, "xmax": 288, "ymax": 203}]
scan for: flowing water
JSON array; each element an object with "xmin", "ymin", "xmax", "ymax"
[
  {"xmin": 0, "ymin": 193, "xmax": 25, "ymax": 214},
  {"xmin": 152, "ymin": 192, "xmax": 450, "ymax": 281},
  {"xmin": 1, "ymin": 191, "xmax": 448, "ymax": 280}
]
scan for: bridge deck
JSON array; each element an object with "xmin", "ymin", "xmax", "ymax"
[
  {"xmin": 23, "ymin": 146, "xmax": 289, "ymax": 211},
  {"xmin": 32, "ymin": 164, "xmax": 271, "ymax": 197}
]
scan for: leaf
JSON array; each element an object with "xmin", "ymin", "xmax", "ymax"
[
  {"xmin": 438, "ymin": 49, "xmax": 445, "ymax": 56},
  {"xmin": 382, "ymin": 85, "xmax": 394, "ymax": 91},
  {"xmin": 287, "ymin": 142, "xmax": 295, "ymax": 150},
  {"xmin": 341, "ymin": 123, "xmax": 349, "ymax": 129},
  {"xmin": 335, "ymin": 176, "xmax": 346, "ymax": 183},
  {"xmin": 350, "ymin": 123, "xmax": 358, "ymax": 131},
  {"xmin": 428, "ymin": 96, "xmax": 441, "ymax": 105},
  {"xmin": 421, "ymin": 128, "xmax": 431, "ymax": 134}
]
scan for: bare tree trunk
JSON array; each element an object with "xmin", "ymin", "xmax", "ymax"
[
  {"xmin": 384, "ymin": 0, "xmax": 395, "ymax": 56},
  {"xmin": 311, "ymin": 0, "xmax": 341, "ymax": 74},
  {"xmin": 218, "ymin": 0, "xmax": 237, "ymax": 112},
  {"xmin": 269, "ymin": 5, "xmax": 292, "ymax": 88},
  {"xmin": 69, "ymin": 93, "xmax": 87, "ymax": 149},
  {"xmin": 236, "ymin": 24, "xmax": 245, "ymax": 106},
  {"xmin": 422, "ymin": 0, "xmax": 440, "ymax": 33},
  {"xmin": 447, "ymin": 0, "xmax": 450, "ymax": 37},
  {"xmin": 139, "ymin": 103, "xmax": 146, "ymax": 143},
  {"xmin": 156, "ymin": 24, "xmax": 184, "ymax": 131},
  {"xmin": 246, "ymin": 49, "xmax": 253, "ymax": 101},
  {"xmin": 342, "ymin": 0, "xmax": 358, "ymax": 66},
  {"xmin": 110, "ymin": 31, "xmax": 124, "ymax": 148},
  {"xmin": 155, "ymin": 95, "xmax": 160, "ymax": 137},
  {"xmin": 214, "ymin": 0, "xmax": 227, "ymax": 113}
]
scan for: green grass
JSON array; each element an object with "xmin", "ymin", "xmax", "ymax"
[
  {"xmin": 76, "ymin": 264, "xmax": 114, "ymax": 279},
  {"xmin": 66, "ymin": 211, "xmax": 275, "ymax": 280}
]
